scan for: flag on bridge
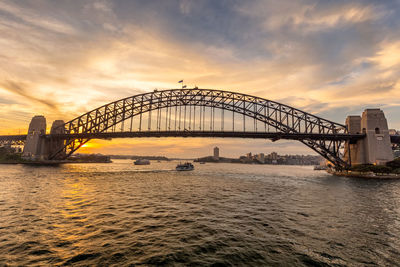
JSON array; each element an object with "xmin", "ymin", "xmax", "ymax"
[{"xmin": 178, "ymin": 80, "xmax": 183, "ymax": 83}]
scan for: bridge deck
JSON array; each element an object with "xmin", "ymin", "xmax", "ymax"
[
  {"xmin": 0, "ymin": 135, "xmax": 27, "ymax": 141},
  {"xmin": 3, "ymin": 132, "xmax": 400, "ymax": 143},
  {"xmin": 0, "ymin": 131, "xmax": 364, "ymax": 141}
]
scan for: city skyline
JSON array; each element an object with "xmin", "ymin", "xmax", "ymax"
[{"xmin": 1, "ymin": 0, "xmax": 400, "ymax": 157}]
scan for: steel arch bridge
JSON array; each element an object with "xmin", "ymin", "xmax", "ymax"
[{"xmin": 40, "ymin": 88, "xmax": 359, "ymax": 167}]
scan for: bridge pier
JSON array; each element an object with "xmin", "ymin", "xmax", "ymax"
[
  {"xmin": 48, "ymin": 120, "xmax": 66, "ymax": 159},
  {"xmin": 22, "ymin": 115, "xmax": 48, "ymax": 160},
  {"xmin": 344, "ymin": 109, "xmax": 393, "ymax": 166},
  {"xmin": 22, "ymin": 116, "xmax": 66, "ymax": 161}
]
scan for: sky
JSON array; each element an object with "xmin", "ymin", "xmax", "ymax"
[{"xmin": 1, "ymin": 0, "xmax": 400, "ymax": 157}]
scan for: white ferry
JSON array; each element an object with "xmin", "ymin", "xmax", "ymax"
[{"xmin": 176, "ymin": 162, "xmax": 194, "ymax": 171}]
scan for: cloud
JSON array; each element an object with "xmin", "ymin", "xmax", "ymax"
[
  {"xmin": 179, "ymin": 0, "xmax": 192, "ymax": 15},
  {"xmin": 0, "ymin": 80, "xmax": 58, "ymax": 111},
  {"xmin": 369, "ymin": 41, "xmax": 400, "ymax": 69},
  {"xmin": 235, "ymin": 1, "xmax": 385, "ymax": 33},
  {"xmin": 0, "ymin": 1, "xmax": 77, "ymax": 35}
]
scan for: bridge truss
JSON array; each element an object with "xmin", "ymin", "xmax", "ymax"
[
  {"xmin": 0, "ymin": 135, "xmax": 26, "ymax": 146},
  {"xmin": 47, "ymin": 88, "xmax": 350, "ymax": 167}
]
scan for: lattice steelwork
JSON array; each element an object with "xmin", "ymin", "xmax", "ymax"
[
  {"xmin": 0, "ymin": 135, "xmax": 26, "ymax": 146},
  {"xmin": 48, "ymin": 88, "xmax": 349, "ymax": 167}
]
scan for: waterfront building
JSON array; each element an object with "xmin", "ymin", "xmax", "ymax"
[
  {"xmin": 270, "ymin": 152, "xmax": 278, "ymax": 160},
  {"xmin": 256, "ymin": 153, "xmax": 265, "ymax": 163}
]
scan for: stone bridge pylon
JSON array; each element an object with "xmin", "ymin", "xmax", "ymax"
[
  {"xmin": 22, "ymin": 116, "xmax": 65, "ymax": 161},
  {"xmin": 344, "ymin": 109, "xmax": 393, "ymax": 165}
]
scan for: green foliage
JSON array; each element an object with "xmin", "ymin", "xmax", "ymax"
[
  {"xmin": 350, "ymin": 164, "xmax": 374, "ymax": 172},
  {"xmin": 370, "ymin": 165, "xmax": 392, "ymax": 174},
  {"xmin": 350, "ymin": 164, "xmax": 392, "ymax": 173},
  {"xmin": 386, "ymin": 158, "xmax": 400, "ymax": 169},
  {"xmin": 0, "ymin": 147, "xmax": 24, "ymax": 163},
  {"xmin": 0, "ymin": 147, "xmax": 8, "ymax": 156}
]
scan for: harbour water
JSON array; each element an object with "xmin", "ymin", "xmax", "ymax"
[{"xmin": 1, "ymin": 160, "xmax": 400, "ymax": 266}]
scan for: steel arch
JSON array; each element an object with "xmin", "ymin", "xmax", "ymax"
[{"xmin": 49, "ymin": 88, "xmax": 348, "ymax": 167}]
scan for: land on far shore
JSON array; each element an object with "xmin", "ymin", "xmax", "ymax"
[
  {"xmin": 194, "ymin": 156, "xmax": 241, "ymax": 163},
  {"xmin": 0, "ymin": 148, "xmax": 174, "ymax": 164},
  {"xmin": 108, "ymin": 155, "xmax": 170, "ymax": 161},
  {"xmin": 194, "ymin": 153, "xmax": 322, "ymax": 166},
  {"xmin": 0, "ymin": 148, "xmax": 112, "ymax": 164}
]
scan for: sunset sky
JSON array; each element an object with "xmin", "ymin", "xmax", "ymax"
[{"xmin": 1, "ymin": 0, "xmax": 400, "ymax": 157}]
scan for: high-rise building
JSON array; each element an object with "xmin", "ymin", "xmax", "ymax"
[
  {"xmin": 213, "ymin": 147, "xmax": 220, "ymax": 160},
  {"xmin": 256, "ymin": 153, "xmax": 265, "ymax": 163}
]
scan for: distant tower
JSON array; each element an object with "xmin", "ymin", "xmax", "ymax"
[{"xmin": 213, "ymin": 146, "xmax": 220, "ymax": 160}]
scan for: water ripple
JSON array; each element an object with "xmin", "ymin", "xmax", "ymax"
[{"xmin": 1, "ymin": 161, "xmax": 400, "ymax": 265}]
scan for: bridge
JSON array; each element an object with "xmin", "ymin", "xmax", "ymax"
[{"xmin": 0, "ymin": 88, "xmax": 397, "ymax": 168}]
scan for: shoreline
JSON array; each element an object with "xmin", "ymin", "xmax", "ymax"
[
  {"xmin": 327, "ymin": 169, "xmax": 400, "ymax": 179},
  {"xmin": 0, "ymin": 160, "xmax": 112, "ymax": 165}
]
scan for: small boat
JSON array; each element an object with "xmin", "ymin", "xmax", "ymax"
[
  {"xmin": 134, "ymin": 159, "xmax": 150, "ymax": 165},
  {"xmin": 176, "ymin": 162, "xmax": 194, "ymax": 171}
]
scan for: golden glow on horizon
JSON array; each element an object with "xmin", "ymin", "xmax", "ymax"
[{"xmin": 78, "ymin": 141, "xmax": 102, "ymax": 152}]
